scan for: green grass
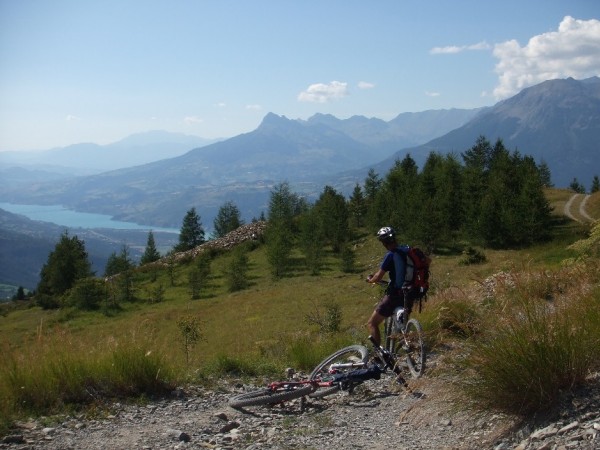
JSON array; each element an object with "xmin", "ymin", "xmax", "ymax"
[
  {"xmin": 0, "ymin": 208, "xmax": 598, "ymax": 431},
  {"xmin": 0, "ymin": 333, "xmax": 177, "ymax": 426}
]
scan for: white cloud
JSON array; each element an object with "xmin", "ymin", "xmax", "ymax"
[
  {"xmin": 184, "ymin": 116, "xmax": 203, "ymax": 125},
  {"xmin": 425, "ymin": 91, "xmax": 441, "ymax": 97},
  {"xmin": 215, "ymin": 102, "xmax": 227, "ymax": 108},
  {"xmin": 357, "ymin": 81, "xmax": 375, "ymax": 89},
  {"xmin": 66, "ymin": 114, "xmax": 81, "ymax": 121},
  {"xmin": 430, "ymin": 41, "xmax": 491, "ymax": 54},
  {"xmin": 493, "ymin": 16, "xmax": 600, "ymax": 99},
  {"xmin": 246, "ymin": 104, "xmax": 262, "ymax": 110},
  {"xmin": 297, "ymin": 81, "xmax": 348, "ymax": 103}
]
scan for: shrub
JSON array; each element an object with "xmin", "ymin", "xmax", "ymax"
[
  {"xmin": 66, "ymin": 277, "xmax": 106, "ymax": 310},
  {"xmin": 304, "ymin": 301, "xmax": 342, "ymax": 334},
  {"xmin": 460, "ymin": 282, "xmax": 600, "ymax": 415},
  {"xmin": 459, "ymin": 246, "xmax": 487, "ymax": 265}
]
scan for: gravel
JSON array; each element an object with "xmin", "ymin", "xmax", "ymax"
[{"xmin": 3, "ymin": 369, "xmax": 599, "ymax": 450}]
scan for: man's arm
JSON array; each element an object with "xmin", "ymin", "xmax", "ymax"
[{"xmin": 366, "ymin": 268, "xmax": 386, "ymax": 284}]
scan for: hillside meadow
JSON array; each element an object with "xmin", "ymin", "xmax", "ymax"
[{"xmin": 1, "ymin": 188, "xmax": 599, "ymax": 431}]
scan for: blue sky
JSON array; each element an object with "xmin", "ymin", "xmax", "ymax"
[{"xmin": 0, "ymin": 0, "xmax": 598, "ymax": 151}]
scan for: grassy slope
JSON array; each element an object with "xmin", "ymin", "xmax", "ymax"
[{"xmin": 1, "ymin": 190, "xmax": 595, "ymax": 370}]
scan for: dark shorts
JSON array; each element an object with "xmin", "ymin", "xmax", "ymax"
[
  {"xmin": 375, "ymin": 293, "xmax": 404, "ymax": 317},
  {"xmin": 375, "ymin": 290, "xmax": 415, "ymax": 317}
]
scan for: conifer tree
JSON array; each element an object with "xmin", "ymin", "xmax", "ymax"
[
  {"xmin": 265, "ymin": 182, "xmax": 296, "ymax": 279},
  {"xmin": 175, "ymin": 207, "xmax": 205, "ymax": 252},
  {"xmin": 569, "ymin": 178, "xmax": 586, "ymax": 194},
  {"xmin": 314, "ymin": 185, "xmax": 349, "ymax": 253},
  {"xmin": 299, "ymin": 206, "xmax": 325, "ymax": 275},
  {"xmin": 417, "ymin": 152, "xmax": 462, "ymax": 248},
  {"xmin": 591, "ymin": 175, "xmax": 600, "ymax": 193},
  {"xmin": 104, "ymin": 245, "xmax": 135, "ymax": 277},
  {"xmin": 213, "ymin": 201, "xmax": 244, "ymax": 238},
  {"xmin": 461, "ymin": 136, "xmax": 492, "ymax": 238},
  {"xmin": 225, "ymin": 245, "xmax": 250, "ymax": 292},
  {"xmin": 141, "ymin": 231, "xmax": 161, "ymax": 265},
  {"xmin": 37, "ymin": 231, "xmax": 93, "ymax": 308},
  {"xmin": 364, "ymin": 168, "xmax": 382, "ymax": 229},
  {"xmin": 348, "ymin": 183, "xmax": 367, "ymax": 228},
  {"xmin": 538, "ymin": 160, "xmax": 553, "ymax": 187}
]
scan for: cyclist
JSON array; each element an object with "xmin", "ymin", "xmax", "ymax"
[{"xmin": 366, "ymin": 226, "xmax": 411, "ymax": 347}]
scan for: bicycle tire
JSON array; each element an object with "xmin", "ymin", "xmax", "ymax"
[
  {"xmin": 386, "ymin": 318, "xmax": 425, "ymax": 378},
  {"xmin": 229, "ymin": 384, "xmax": 315, "ymax": 408},
  {"xmin": 308, "ymin": 345, "xmax": 369, "ymax": 398},
  {"xmin": 384, "ymin": 317, "xmax": 395, "ymax": 353},
  {"xmin": 402, "ymin": 319, "xmax": 426, "ymax": 378}
]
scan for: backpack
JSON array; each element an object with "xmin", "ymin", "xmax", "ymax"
[{"xmin": 401, "ymin": 246, "xmax": 431, "ymax": 299}]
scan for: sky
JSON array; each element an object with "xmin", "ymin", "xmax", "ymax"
[{"xmin": 0, "ymin": 0, "xmax": 599, "ymax": 152}]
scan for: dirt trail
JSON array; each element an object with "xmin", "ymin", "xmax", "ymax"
[{"xmin": 564, "ymin": 193, "xmax": 594, "ymax": 222}]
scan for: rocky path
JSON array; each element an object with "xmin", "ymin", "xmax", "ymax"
[{"xmin": 3, "ymin": 371, "xmax": 599, "ymax": 450}]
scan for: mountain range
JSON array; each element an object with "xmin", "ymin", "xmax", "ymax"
[
  {"xmin": 0, "ymin": 108, "xmax": 482, "ymax": 227},
  {"xmin": 1, "ymin": 76, "xmax": 598, "ymax": 292},
  {"xmin": 0, "ymin": 131, "xmax": 220, "ymax": 184},
  {"xmin": 3, "ymin": 77, "xmax": 599, "ymax": 229},
  {"xmin": 383, "ymin": 77, "xmax": 600, "ymax": 188}
]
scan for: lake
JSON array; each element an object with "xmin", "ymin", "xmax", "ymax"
[{"xmin": 0, "ymin": 202, "xmax": 179, "ymax": 234}]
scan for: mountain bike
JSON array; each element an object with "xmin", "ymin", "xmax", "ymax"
[
  {"xmin": 228, "ymin": 344, "xmax": 371, "ymax": 408},
  {"xmin": 228, "ymin": 284, "xmax": 425, "ymax": 408},
  {"xmin": 228, "ymin": 332, "xmax": 420, "ymax": 408}
]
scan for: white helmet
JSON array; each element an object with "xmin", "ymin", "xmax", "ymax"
[{"xmin": 376, "ymin": 226, "xmax": 395, "ymax": 242}]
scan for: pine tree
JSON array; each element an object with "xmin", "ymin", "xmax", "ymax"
[
  {"xmin": 313, "ymin": 185, "xmax": 349, "ymax": 253},
  {"xmin": 417, "ymin": 152, "xmax": 462, "ymax": 248},
  {"xmin": 265, "ymin": 182, "xmax": 297, "ymax": 279},
  {"xmin": 364, "ymin": 168, "xmax": 382, "ymax": 203},
  {"xmin": 538, "ymin": 160, "xmax": 553, "ymax": 187},
  {"xmin": 37, "ymin": 231, "xmax": 93, "ymax": 308},
  {"xmin": 590, "ymin": 175, "xmax": 599, "ymax": 193},
  {"xmin": 461, "ymin": 136, "xmax": 492, "ymax": 238},
  {"xmin": 569, "ymin": 178, "xmax": 586, "ymax": 194},
  {"xmin": 104, "ymin": 245, "xmax": 135, "ymax": 277},
  {"xmin": 213, "ymin": 201, "xmax": 244, "ymax": 238},
  {"xmin": 175, "ymin": 207, "xmax": 205, "ymax": 252},
  {"xmin": 364, "ymin": 168, "xmax": 383, "ymax": 229},
  {"xmin": 299, "ymin": 206, "xmax": 325, "ymax": 275},
  {"xmin": 141, "ymin": 231, "xmax": 161, "ymax": 265},
  {"xmin": 225, "ymin": 245, "xmax": 249, "ymax": 292},
  {"xmin": 348, "ymin": 183, "xmax": 367, "ymax": 228}
]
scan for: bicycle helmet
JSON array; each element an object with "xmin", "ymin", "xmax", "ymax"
[{"xmin": 376, "ymin": 226, "xmax": 395, "ymax": 242}]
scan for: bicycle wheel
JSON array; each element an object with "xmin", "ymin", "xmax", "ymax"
[
  {"xmin": 308, "ymin": 345, "xmax": 369, "ymax": 398},
  {"xmin": 401, "ymin": 318, "xmax": 425, "ymax": 378},
  {"xmin": 384, "ymin": 317, "xmax": 396, "ymax": 353},
  {"xmin": 229, "ymin": 384, "xmax": 315, "ymax": 408},
  {"xmin": 385, "ymin": 316, "xmax": 425, "ymax": 379}
]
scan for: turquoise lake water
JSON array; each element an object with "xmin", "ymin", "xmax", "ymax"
[{"xmin": 0, "ymin": 202, "xmax": 178, "ymax": 234}]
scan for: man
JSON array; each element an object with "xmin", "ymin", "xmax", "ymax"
[{"xmin": 366, "ymin": 226, "xmax": 410, "ymax": 347}]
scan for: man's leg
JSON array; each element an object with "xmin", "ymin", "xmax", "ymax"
[{"xmin": 367, "ymin": 310, "xmax": 385, "ymax": 347}]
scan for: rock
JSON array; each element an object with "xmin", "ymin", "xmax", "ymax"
[
  {"xmin": 2, "ymin": 434, "xmax": 25, "ymax": 444},
  {"xmin": 531, "ymin": 425, "xmax": 558, "ymax": 440},
  {"xmin": 166, "ymin": 429, "xmax": 191, "ymax": 442},
  {"xmin": 219, "ymin": 421, "xmax": 240, "ymax": 433},
  {"xmin": 558, "ymin": 421, "xmax": 579, "ymax": 434}
]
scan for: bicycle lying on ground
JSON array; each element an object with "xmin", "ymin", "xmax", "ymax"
[{"xmin": 229, "ymin": 314, "xmax": 425, "ymax": 408}]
